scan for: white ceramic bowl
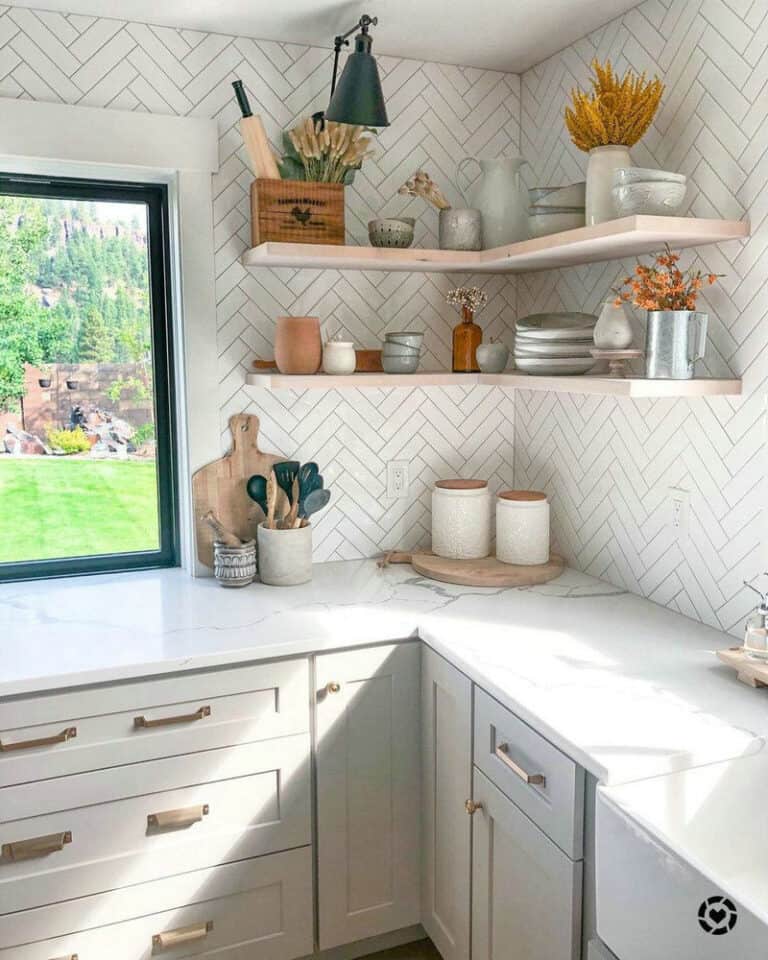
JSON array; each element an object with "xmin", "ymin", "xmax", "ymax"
[
  {"xmin": 612, "ymin": 181, "xmax": 686, "ymax": 216},
  {"xmin": 528, "ymin": 182, "xmax": 586, "ymax": 208},
  {"xmin": 514, "ymin": 342, "xmax": 594, "ymax": 358},
  {"xmin": 517, "ymin": 312, "xmax": 597, "ymax": 333},
  {"xmin": 515, "ymin": 357, "xmax": 596, "ymax": 376},
  {"xmin": 613, "ymin": 167, "xmax": 687, "ymax": 186},
  {"xmin": 385, "ymin": 331, "xmax": 423, "ymax": 348},
  {"xmin": 382, "ymin": 354, "xmax": 420, "ymax": 374},
  {"xmin": 528, "ymin": 210, "xmax": 585, "ymax": 237},
  {"xmin": 382, "ymin": 342, "xmax": 421, "ymax": 357}
]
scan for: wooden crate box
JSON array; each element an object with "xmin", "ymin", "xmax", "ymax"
[{"xmin": 250, "ymin": 179, "xmax": 345, "ymax": 246}]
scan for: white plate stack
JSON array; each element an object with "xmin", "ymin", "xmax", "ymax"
[{"xmin": 514, "ymin": 312, "xmax": 598, "ymax": 375}]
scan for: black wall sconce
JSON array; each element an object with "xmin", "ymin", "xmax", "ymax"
[{"xmin": 323, "ymin": 14, "xmax": 389, "ymax": 128}]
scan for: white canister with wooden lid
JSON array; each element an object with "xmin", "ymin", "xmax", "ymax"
[
  {"xmin": 496, "ymin": 490, "xmax": 550, "ymax": 565},
  {"xmin": 431, "ymin": 479, "xmax": 491, "ymax": 560}
]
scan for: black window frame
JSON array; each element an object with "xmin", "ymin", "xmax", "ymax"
[{"xmin": 0, "ymin": 172, "xmax": 179, "ymax": 581}]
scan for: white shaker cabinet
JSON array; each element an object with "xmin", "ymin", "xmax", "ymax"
[
  {"xmin": 315, "ymin": 643, "xmax": 421, "ymax": 950},
  {"xmin": 421, "ymin": 647, "xmax": 472, "ymax": 960},
  {"xmin": 472, "ymin": 769, "xmax": 583, "ymax": 960}
]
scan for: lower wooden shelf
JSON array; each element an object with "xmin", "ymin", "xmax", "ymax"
[{"xmin": 244, "ymin": 371, "xmax": 742, "ymax": 398}]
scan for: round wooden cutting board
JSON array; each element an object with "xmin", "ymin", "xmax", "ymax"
[{"xmin": 383, "ymin": 551, "xmax": 564, "ymax": 587}]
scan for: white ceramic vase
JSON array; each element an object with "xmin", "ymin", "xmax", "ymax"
[
  {"xmin": 257, "ymin": 523, "xmax": 312, "ymax": 586},
  {"xmin": 593, "ymin": 300, "xmax": 633, "ymax": 349},
  {"xmin": 585, "ymin": 145, "xmax": 632, "ymax": 226}
]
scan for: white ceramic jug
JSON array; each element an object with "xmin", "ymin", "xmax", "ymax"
[{"xmin": 457, "ymin": 156, "xmax": 529, "ymax": 248}]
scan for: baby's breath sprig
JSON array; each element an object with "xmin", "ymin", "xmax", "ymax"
[{"xmin": 446, "ymin": 287, "xmax": 488, "ymax": 316}]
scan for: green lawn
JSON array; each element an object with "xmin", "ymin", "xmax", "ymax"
[{"xmin": 0, "ymin": 457, "xmax": 159, "ymax": 564}]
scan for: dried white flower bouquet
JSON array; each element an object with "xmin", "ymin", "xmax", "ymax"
[
  {"xmin": 397, "ymin": 170, "xmax": 451, "ymax": 210},
  {"xmin": 279, "ymin": 118, "xmax": 376, "ymax": 184}
]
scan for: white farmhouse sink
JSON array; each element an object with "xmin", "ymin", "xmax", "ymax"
[{"xmin": 596, "ymin": 744, "xmax": 768, "ymax": 959}]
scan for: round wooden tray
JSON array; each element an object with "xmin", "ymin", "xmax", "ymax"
[{"xmin": 381, "ymin": 550, "xmax": 564, "ymax": 587}]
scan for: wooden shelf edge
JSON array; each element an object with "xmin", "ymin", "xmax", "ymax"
[
  {"xmin": 241, "ymin": 216, "xmax": 749, "ymax": 275},
  {"xmin": 244, "ymin": 371, "xmax": 742, "ymax": 397}
]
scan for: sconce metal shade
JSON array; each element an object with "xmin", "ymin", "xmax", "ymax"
[{"xmin": 326, "ymin": 32, "xmax": 389, "ymax": 127}]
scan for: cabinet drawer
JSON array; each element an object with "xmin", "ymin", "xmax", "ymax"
[
  {"xmin": 474, "ymin": 688, "xmax": 584, "ymax": 858},
  {"xmin": 0, "ymin": 660, "xmax": 309, "ymax": 787},
  {"xmin": 0, "ymin": 847, "xmax": 312, "ymax": 957},
  {"xmin": 0, "ymin": 736, "xmax": 310, "ymax": 914},
  {"xmin": 472, "ymin": 770, "xmax": 582, "ymax": 960}
]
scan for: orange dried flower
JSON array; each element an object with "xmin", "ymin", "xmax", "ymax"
[{"xmin": 613, "ymin": 245, "xmax": 724, "ymax": 311}]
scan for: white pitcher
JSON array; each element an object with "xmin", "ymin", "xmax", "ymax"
[{"xmin": 457, "ymin": 156, "xmax": 529, "ymax": 248}]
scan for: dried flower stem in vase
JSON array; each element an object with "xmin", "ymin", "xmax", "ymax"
[{"xmin": 447, "ymin": 287, "xmax": 488, "ymax": 373}]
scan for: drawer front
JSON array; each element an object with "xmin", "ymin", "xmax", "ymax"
[
  {"xmin": 0, "ymin": 660, "xmax": 309, "ymax": 787},
  {"xmin": 0, "ymin": 736, "xmax": 310, "ymax": 914},
  {"xmin": 0, "ymin": 847, "xmax": 312, "ymax": 955},
  {"xmin": 474, "ymin": 688, "xmax": 584, "ymax": 858}
]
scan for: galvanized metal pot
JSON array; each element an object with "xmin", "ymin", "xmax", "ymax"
[
  {"xmin": 645, "ymin": 310, "xmax": 707, "ymax": 380},
  {"xmin": 438, "ymin": 208, "xmax": 482, "ymax": 251}
]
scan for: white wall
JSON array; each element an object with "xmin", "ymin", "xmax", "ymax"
[
  {"xmin": 0, "ymin": 6, "xmax": 518, "ymax": 560},
  {"xmin": 516, "ymin": 0, "xmax": 767, "ymax": 636}
]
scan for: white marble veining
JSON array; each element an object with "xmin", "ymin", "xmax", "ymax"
[{"xmin": 1, "ymin": 560, "xmax": 766, "ymax": 787}]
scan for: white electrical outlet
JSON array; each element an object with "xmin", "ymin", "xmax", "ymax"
[
  {"xmin": 668, "ymin": 487, "xmax": 690, "ymax": 541},
  {"xmin": 387, "ymin": 461, "xmax": 409, "ymax": 499}
]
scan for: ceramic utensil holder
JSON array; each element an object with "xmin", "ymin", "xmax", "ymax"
[
  {"xmin": 496, "ymin": 491, "xmax": 550, "ymax": 565},
  {"xmin": 274, "ymin": 316, "xmax": 322, "ymax": 375},
  {"xmin": 322, "ymin": 341, "xmax": 356, "ymax": 375},
  {"xmin": 257, "ymin": 522, "xmax": 312, "ymax": 586},
  {"xmin": 213, "ymin": 539, "xmax": 257, "ymax": 587},
  {"xmin": 431, "ymin": 480, "xmax": 491, "ymax": 559}
]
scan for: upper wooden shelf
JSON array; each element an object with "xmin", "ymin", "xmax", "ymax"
[
  {"xmin": 241, "ymin": 216, "xmax": 749, "ymax": 274},
  {"xmin": 245, "ymin": 371, "xmax": 742, "ymax": 398}
]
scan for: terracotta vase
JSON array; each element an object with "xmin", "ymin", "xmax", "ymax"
[
  {"xmin": 274, "ymin": 316, "xmax": 322, "ymax": 375},
  {"xmin": 452, "ymin": 307, "xmax": 482, "ymax": 372}
]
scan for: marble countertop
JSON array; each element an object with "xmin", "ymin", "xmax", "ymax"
[{"xmin": 1, "ymin": 560, "xmax": 764, "ymax": 786}]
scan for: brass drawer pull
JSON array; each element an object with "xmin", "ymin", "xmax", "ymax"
[
  {"xmin": 326, "ymin": 681, "xmax": 342, "ymax": 694},
  {"xmin": 152, "ymin": 920, "xmax": 213, "ymax": 950},
  {"xmin": 2, "ymin": 831, "xmax": 72, "ymax": 862},
  {"xmin": 49, "ymin": 954, "xmax": 78, "ymax": 960},
  {"xmin": 465, "ymin": 799, "xmax": 483, "ymax": 815},
  {"xmin": 495, "ymin": 743, "xmax": 546, "ymax": 787},
  {"xmin": 148, "ymin": 803, "xmax": 209, "ymax": 829},
  {"xmin": 0, "ymin": 726, "xmax": 77, "ymax": 753},
  {"xmin": 134, "ymin": 705, "xmax": 211, "ymax": 729}
]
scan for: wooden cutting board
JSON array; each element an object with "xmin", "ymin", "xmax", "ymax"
[
  {"xmin": 192, "ymin": 413, "xmax": 285, "ymax": 568},
  {"xmin": 717, "ymin": 646, "xmax": 768, "ymax": 688},
  {"xmin": 383, "ymin": 551, "xmax": 564, "ymax": 587}
]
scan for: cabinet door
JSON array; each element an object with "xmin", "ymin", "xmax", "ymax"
[
  {"xmin": 316, "ymin": 643, "xmax": 421, "ymax": 949},
  {"xmin": 421, "ymin": 646, "xmax": 472, "ymax": 960},
  {"xmin": 472, "ymin": 770, "xmax": 582, "ymax": 960}
]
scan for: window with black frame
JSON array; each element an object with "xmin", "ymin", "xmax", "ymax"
[{"xmin": 0, "ymin": 173, "xmax": 178, "ymax": 580}]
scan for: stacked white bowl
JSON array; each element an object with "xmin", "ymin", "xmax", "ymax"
[
  {"xmin": 612, "ymin": 167, "xmax": 687, "ymax": 216},
  {"xmin": 514, "ymin": 312, "xmax": 598, "ymax": 376},
  {"xmin": 528, "ymin": 183, "xmax": 586, "ymax": 238}
]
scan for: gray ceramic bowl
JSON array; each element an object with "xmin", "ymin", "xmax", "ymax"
[
  {"xmin": 382, "ymin": 354, "xmax": 420, "ymax": 374},
  {"xmin": 369, "ymin": 218, "xmax": 415, "ymax": 248},
  {"xmin": 385, "ymin": 331, "xmax": 423, "ymax": 348},
  {"xmin": 613, "ymin": 167, "xmax": 686, "ymax": 186},
  {"xmin": 382, "ymin": 342, "xmax": 421, "ymax": 357},
  {"xmin": 612, "ymin": 181, "xmax": 686, "ymax": 216}
]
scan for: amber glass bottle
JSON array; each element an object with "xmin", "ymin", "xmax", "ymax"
[{"xmin": 452, "ymin": 306, "xmax": 482, "ymax": 372}]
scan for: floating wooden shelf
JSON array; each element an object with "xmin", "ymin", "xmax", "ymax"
[
  {"xmin": 245, "ymin": 371, "xmax": 742, "ymax": 398},
  {"xmin": 241, "ymin": 215, "xmax": 749, "ymax": 275}
]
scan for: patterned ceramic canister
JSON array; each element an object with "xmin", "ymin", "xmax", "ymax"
[
  {"xmin": 495, "ymin": 491, "xmax": 550, "ymax": 565},
  {"xmin": 213, "ymin": 539, "xmax": 257, "ymax": 587},
  {"xmin": 431, "ymin": 480, "xmax": 491, "ymax": 560}
]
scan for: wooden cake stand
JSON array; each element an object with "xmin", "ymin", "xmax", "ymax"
[{"xmin": 380, "ymin": 551, "xmax": 564, "ymax": 588}]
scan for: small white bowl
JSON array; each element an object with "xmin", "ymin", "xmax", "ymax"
[
  {"xmin": 528, "ymin": 182, "xmax": 586, "ymax": 208},
  {"xmin": 612, "ymin": 181, "xmax": 686, "ymax": 216},
  {"xmin": 528, "ymin": 210, "xmax": 585, "ymax": 237},
  {"xmin": 613, "ymin": 167, "xmax": 687, "ymax": 187}
]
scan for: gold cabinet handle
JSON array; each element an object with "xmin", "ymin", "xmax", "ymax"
[
  {"xmin": 152, "ymin": 920, "xmax": 213, "ymax": 950},
  {"xmin": 148, "ymin": 803, "xmax": 209, "ymax": 830},
  {"xmin": 2, "ymin": 831, "xmax": 72, "ymax": 862},
  {"xmin": 465, "ymin": 799, "xmax": 483, "ymax": 815},
  {"xmin": 134, "ymin": 705, "xmax": 210, "ymax": 729},
  {"xmin": 326, "ymin": 682, "xmax": 342, "ymax": 694},
  {"xmin": 495, "ymin": 742, "xmax": 546, "ymax": 787},
  {"xmin": 0, "ymin": 726, "xmax": 77, "ymax": 752}
]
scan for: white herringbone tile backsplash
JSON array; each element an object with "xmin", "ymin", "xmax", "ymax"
[
  {"xmin": 3, "ymin": 2, "xmax": 767, "ymax": 637},
  {"xmin": 518, "ymin": 0, "xmax": 767, "ymax": 636},
  {"xmin": 0, "ymin": 5, "xmax": 520, "ymax": 561}
]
